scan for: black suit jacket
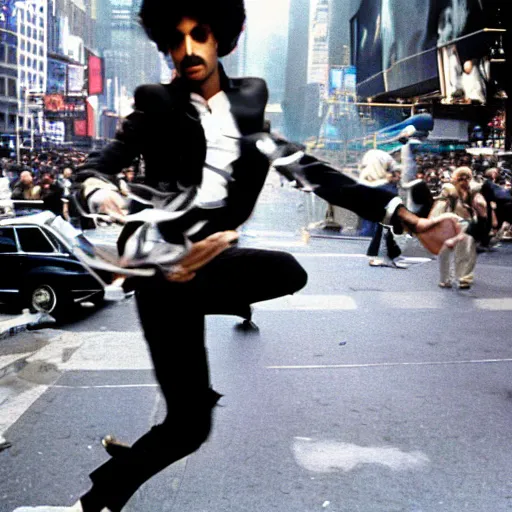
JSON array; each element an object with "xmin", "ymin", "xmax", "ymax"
[{"xmin": 79, "ymin": 65, "xmax": 271, "ymax": 239}]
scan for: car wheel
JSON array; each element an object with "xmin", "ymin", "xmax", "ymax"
[{"xmin": 27, "ymin": 283, "xmax": 68, "ymax": 317}]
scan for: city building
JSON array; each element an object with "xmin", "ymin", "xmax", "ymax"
[
  {"xmin": 307, "ymin": 0, "xmax": 329, "ymax": 94},
  {"xmin": 102, "ymin": 0, "xmax": 160, "ymax": 123},
  {"xmin": 0, "ymin": 0, "xmax": 47, "ymax": 147}
]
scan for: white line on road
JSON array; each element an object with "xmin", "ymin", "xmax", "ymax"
[
  {"xmin": 267, "ymin": 358, "xmax": 512, "ymax": 370},
  {"xmin": 291, "ymin": 253, "xmax": 368, "ymax": 258},
  {"xmin": 53, "ymin": 383, "xmax": 158, "ymax": 389},
  {"xmin": 475, "ymin": 298, "xmax": 512, "ymax": 310},
  {"xmin": 254, "ymin": 294, "xmax": 357, "ymax": 310}
]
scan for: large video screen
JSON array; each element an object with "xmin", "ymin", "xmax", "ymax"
[{"xmin": 351, "ymin": 0, "xmax": 495, "ymax": 101}]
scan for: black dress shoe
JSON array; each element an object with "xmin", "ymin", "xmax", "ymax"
[{"xmin": 101, "ymin": 435, "xmax": 131, "ymax": 458}]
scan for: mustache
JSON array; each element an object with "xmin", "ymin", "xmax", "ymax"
[{"xmin": 181, "ymin": 55, "xmax": 206, "ymax": 72}]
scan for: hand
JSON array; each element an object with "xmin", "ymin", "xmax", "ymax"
[
  {"xmin": 89, "ymin": 189, "xmax": 127, "ymax": 222},
  {"xmin": 415, "ymin": 213, "xmax": 462, "ymax": 255},
  {"xmin": 166, "ymin": 230, "xmax": 239, "ymax": 283}
]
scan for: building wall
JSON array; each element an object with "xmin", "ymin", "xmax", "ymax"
[{"xmin": 283, "ymin": 0, "xmax": 311, "ymax": 140}]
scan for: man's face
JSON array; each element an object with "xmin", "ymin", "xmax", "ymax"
[{"xmin": 168, "ymin": 17, "xmax": 219, "ymax": 84}]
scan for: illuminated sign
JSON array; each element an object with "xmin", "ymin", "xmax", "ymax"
[
  {"xmin": 44, "ymin": 94, "xmax": 86, "ymax": 118},
  {"xmin": 87, "ymin": 54, "xmax": 104, "ymax": 96}
]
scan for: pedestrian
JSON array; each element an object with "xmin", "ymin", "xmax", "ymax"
[
  {"xmin": 10, "ymin": 169, "xmax": 41, "ymax": 200},
  {"xmin": 58, "ymin": 167, "xmax": 74, "ymax": 198},
  {"xmin": 431, "ymin": 167, "xmax": 488, "ymax": 289},
  {"xmin": 13, "ymin": 1, "xmax": 460, "ymax": 510},
  {"xmin": 39, "ymin": 171, "xmax": 65, "ymax": 216},
  {"xmin": 357, "ymin": 150, "xmax": 404, "ymax": 268}
]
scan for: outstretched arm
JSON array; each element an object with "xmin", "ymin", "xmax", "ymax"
[{"xmin": 253, "ymin": 133, "xmax": 460, "ymax": 255}]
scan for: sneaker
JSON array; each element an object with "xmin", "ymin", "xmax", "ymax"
[
  {"xmin": 369, "ymin": 258, "xmax": 386, "ymax": 267},
  {"xmin": 458, "ymin": 282, "xmax": 471, "ymax": 289},
  {"xmin": 438, "ymin": 282, "xmax": 452, "ymax": 288}
]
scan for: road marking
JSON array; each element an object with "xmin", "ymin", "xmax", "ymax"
[
  {"xmin": 267, "ymin": 358, "xmax": 512, "ymax": 370},
  {"xmin": 292, "ymin": 253, "xmax": 368, "ymax": 258},
  {"xmin": 254, "ymin": 294, "xmax": 357, "ymax": 310},
  {"xmin": 0, "ymin": 383, "xmax": 48, "ymax": 438},
  {"xmin": 59, "ymin": 332, "xmax": 152, "ymax": 371},
  {"xmin": 475, "ymin": 298, "xmax": 512, "ymax": 310},
  {"xmin": 53, "ymin": 383, "xmax": 158, "ymax": 389}
]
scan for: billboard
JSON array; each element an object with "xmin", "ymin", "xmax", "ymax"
[
  {"xmin": 328, "ymin": 65, "xmax": 357, "ymax": 96},
  {"xmin": 351, "ymin": 0, "xmax": 498, "ymax": 102},
  {"xmin": 44, "ymin": 120, "xmax": 65, "ymax": 144},
  {"xmin": 44, "ymin": 94, "xmax": 86, "ymax": 118},
  {"xmin": 87, "ymin": 54, "xmax": 104, "ymax": 96},
  {"xmin": 73, "ymin": 119, "xmax": 87, "ymax": 137},
  {"xmin": 67, "ymin": 64, "xmax": 85, "ymax": 94},
  {"xmin": 47, "ymin": 58, "xmax": 67, "ymax": 94},
  {"xmin": 350, "ymin": 0, "xmax": 384, "ymax": 98}
]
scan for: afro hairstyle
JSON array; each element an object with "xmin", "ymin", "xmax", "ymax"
[{"xmin": 139, "ymin": 0, "xmax": 245, "ymax": 57}]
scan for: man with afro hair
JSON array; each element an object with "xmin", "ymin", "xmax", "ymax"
[{"xmin": 14, "ymin": 1, "xmax": 460, "ymax": 510}]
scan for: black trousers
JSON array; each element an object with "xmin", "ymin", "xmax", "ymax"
[
  {"xmin": 366, "ymin": 223, "xmax": 401, "ymax": 260},
  {"xmin": 81, "ymin": 246, "xmax": 307, "ymax": 512}
]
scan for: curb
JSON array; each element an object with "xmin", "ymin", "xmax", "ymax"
[{"xmin": 0, "ymin": 310, "xmax": 53, "ymax": 341}]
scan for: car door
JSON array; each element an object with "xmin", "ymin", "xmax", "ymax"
[
  {"xmin": 15, "ymin": 225, "xmax": 91, "ymax": 287},
  {"xmin": 0, "ymin": 226, "xmax": 22, "ymax": 301},
  {"xmin": 14, "ymin": 226, "xmax": 62, "ymax": 284}
]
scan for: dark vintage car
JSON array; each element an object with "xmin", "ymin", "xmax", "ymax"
[{"xmin": 0, "ymin": 211, "xmax": 123, "ymax": 318}]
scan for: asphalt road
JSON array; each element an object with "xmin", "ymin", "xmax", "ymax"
[{"xmin": 1, "ymin": 183, "xmax": 512, "ymax": 512}]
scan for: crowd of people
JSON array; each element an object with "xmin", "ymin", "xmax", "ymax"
[
  {"xmin": 358, "ymin": 142, "xmax": 512, "ymax": 289},
  {"xmin": 0, "ymin": 150, "xmax": 139, "ymax": 219},
  {"xmin": 409, "ymin": 150, "xmax": 512, "ymax": 198}
]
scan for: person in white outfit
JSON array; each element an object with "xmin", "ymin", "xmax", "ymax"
[{"xmin": 430, "ymin": 167, "xmax": 488, "ymax": 289}]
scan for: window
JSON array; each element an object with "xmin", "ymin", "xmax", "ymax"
[
  {"xmin": 21, "ymin": 40, "xmax": 25, "ymax": 50},
  {"xmin": 0, "ymin": 45, "xmax": 5, "ymax": 62},
  {"xmin": 8, "ymin": 78, "xmax": 16, "ymax": 98},
  {"xmin": 0, "ymin": 78, "xmax": 5, "ymax": 96},
  {"xmin": 7, "ymin": 46, "xmax": 16, "ymax": 64},
  {"xmin": 45, "ymin": 231, "xmax": 67, "ymax": 253},
  {"xmin": 0, "ymin": 228, "xmax": 17, "ymax": 253},
  {"xmin": 16, "ymin": 228, "xmax": 55, "ymax": 253},
  {"xmin": 27, "ymin": 27, "xmax": 31, "ymax": 38}
]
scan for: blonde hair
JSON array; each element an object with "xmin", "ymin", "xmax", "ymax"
[
  {"xmin": 440, "ymin": 183, "xmax": 457, "ymax": 198},
  {"xmin": 451, "ymin": 166, "xmax": 473, "ymax": 183}
]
